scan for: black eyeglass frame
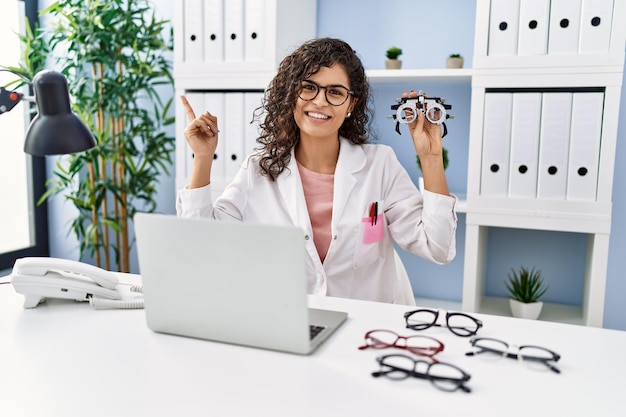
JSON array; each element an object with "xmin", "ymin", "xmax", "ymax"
[
  {"xmin": 296, "ymin": 79, "xmax": 355, "ymax": 106},
  {"xmin": 465, "ymin": 337, "xmax": 561, "ymax": 374},
  {"xmin": 404, "ymin": 308, "xmax": 483, "ymax": 337},
  {"xmin": 358, "ymin": 329, "xmax": 445, "ymax": 360},
  {"xmin": 372, "ymin": 353, "xmax": 472, "ymax": 393}
]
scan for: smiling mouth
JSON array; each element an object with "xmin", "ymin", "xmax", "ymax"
[{"xmin": 306, "ymin": 111, "xmax": 330, "ymax": 120}]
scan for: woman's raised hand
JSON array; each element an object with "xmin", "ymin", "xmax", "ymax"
[
  {"xmin": 404, "ymin": 90, "xmax": 444, "ymax": 161},
  {"xmin": 404, "ymin": 90, "xmax": 450, "ymax": 196},
  {"xmin": 181, "ymin": 95, "xmax": 219, "ymax": 159}
]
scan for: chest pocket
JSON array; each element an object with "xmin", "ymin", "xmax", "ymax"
[{"xmin": 353, "ymin": 210, "xmax": 385, "ymax": 269}]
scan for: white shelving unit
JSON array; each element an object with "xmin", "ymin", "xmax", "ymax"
[
  {"xmin": 173, "ymin": 0, "xmax": 624, "ymax": 327},
  {"xmin": 462, "ymin": 0, "xmax": 626, "ymax": 327},
  {"xmin": 365, "ymin": 68, "xmax": 473, "ymax": 85}
]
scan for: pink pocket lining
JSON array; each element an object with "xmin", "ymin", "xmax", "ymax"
[{"xmin": 361, "ymin": 214, "xmax": 384, "ymax": 244}]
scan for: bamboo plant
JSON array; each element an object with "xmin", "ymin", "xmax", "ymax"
[{"xmin": 6, "ymin": 0, "xmax": 175, "ymax": 272}]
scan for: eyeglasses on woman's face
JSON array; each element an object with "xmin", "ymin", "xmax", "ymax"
[{"xmin": 297, "ymin": 79, "xmax": 354, "ymax": 106}]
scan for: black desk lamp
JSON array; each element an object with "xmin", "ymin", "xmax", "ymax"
[{"xmin": 0, "ymin": 69, "xmax": 96, "ymax": 156}]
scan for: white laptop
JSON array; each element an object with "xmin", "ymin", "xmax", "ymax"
[{"xmin": 133, "ymin": 213, "xmax": 347, "ymax": 355}]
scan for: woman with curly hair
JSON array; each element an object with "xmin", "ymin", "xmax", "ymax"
[{"xmin": 177, "ymin": 37, "xmax": 457, "ymax": 304}]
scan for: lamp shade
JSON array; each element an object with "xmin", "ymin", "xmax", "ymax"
[{"xmin": 23, "ymin": 70, "xmax": 96, "ymax": 156}]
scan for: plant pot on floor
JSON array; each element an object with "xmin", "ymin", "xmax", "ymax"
[{"xmin": 509, "ymin": 299, "xmax": 543, "ymax": 320}]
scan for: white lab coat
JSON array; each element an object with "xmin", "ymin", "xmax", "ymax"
[{"xmin": 176, "ymin": 140, "xmax": 457, "ymax": 304}]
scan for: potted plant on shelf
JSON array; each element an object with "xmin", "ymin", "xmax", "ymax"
[
  {"xmin": 446, "ymin": 53, "xmax": 464, "ymax": 69},
  {"xmin": 385, "ymin": 46, "xmax": 403, "ymax": 69},
  {"xmin": 505, "ymin": 266, "xmax": 549, "ymax": 320}
]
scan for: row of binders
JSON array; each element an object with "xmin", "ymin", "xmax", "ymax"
[
  {"xmin": 182, "ymin": 0, "xmax": 267, "ymax": 63},
  {"xmin": 480, "ymin": 90, "xmax": 604, "ymax": 201},
  {"xmin": 489, "ymin": 0, "xmax": 614, "ymax": 56},
  {"xmin": 182, "ymin": 91, "xmax": 264, "ymax": 184}
]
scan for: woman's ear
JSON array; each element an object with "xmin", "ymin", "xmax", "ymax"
[{"xmin": 347, "ymin": 97, "xmax": 358, "ymax": 115}]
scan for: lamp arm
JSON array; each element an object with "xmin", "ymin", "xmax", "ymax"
[{"xmin": 0, "ymin": 68, "xmax": 33, "ymax": 115}]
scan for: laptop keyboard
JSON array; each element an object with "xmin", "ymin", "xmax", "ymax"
[{"xmin": 309, "ymin": 325, "xmax": 326, "ymax": 340}]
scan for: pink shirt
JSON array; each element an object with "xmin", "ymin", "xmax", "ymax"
[{"xmin": 297, "ymin": 161, "xmax": 334, "ymax": 263}]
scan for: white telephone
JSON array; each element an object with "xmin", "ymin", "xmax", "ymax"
[{"xmin": 10, "ymin": 257, "xmax": 143, "ymax": 309}]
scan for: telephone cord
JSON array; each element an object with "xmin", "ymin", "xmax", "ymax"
[{"xmin": 89, "ymin": 284, "xmax": 144, "ymax": 310}]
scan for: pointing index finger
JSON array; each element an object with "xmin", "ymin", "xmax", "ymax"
[{"xmin": 180, "ymin": 95, "xmax": 197, "ymax": 121}]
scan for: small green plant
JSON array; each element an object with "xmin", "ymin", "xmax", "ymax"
[
  {"xmin": 386, "ymin": 46, "xmax": 403, "ymax": 60},
  {"xmin": 417, "ymin": 147, "xmax": 449, "ymax": 172},
  {"xmin": 505, "ymin": 266, "xmax": 548, "ymax": 303},
  {"xmin": 449, "ymin": 53, "xmax": 462, "ymax": 58}
]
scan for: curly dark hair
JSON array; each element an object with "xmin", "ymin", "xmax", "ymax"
[{"xmin": 254, "ymin": 37, "xmax": 373, "ymax": 180}]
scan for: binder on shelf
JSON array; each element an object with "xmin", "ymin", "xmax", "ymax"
[
  {"xmin": 224, "ymin": 93, "xmax": 245, "ymax": 180},
  {"xmin": 537, "ymin": 93, "xmax": 572, "ymax": 200},
  {"xmin": 244, "ymin": 0, "xmax": 265, "ymax": 62},
  {"xmin": 480, "ymin": 93, "xmax": 513, "ymax": 197},
  {"xmin": 508, "ymin": 93, "xmax": 542, "ymax": 199},
  {"xmin": 517, "ymin": 0, "xmax": 551, "ymax": 56},
  {"xmin": 224, "ymin": 0, "xmax": 244, "ymax": 62},
  {"xmin": 578, "ymin": 0, "xmax": 614, "ymax": 54},
  {"xmin": 204, "ymin": 92, "xmax": 226, "ymax": 184},
  {"xmin": 487, "ymin": 0, "xmax": 520, "ymax": 56},
  {"xmin": 183, "ymin": 0, "xmax": 204, "ymax": 63},
  {"xmin": 244, "ymin": 92, "xmax": 264, "ymax": 156},
  {"xmin": 548, "ymin": 0, "xmax": 583, "ymax": 55},
  {"xmin": 566, "ymin": 92, "xmax": 604, "ymax": 201},
  {"xmin": 203, "ymin": 0, "xmax": 224, "ymax": 62}
]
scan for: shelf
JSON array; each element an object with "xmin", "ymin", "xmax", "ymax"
[
  {"xmin": 414, "ymin": 297, "xmax": 462, "ymax": 311},
  {"xmin": 366, "ymin": 68, "xmax": 473, "ymax": 84},
  {"xmin": 478, "ymin": 296, "xmax": 584, "ymax": 326}
]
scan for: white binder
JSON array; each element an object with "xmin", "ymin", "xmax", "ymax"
[
  {"xmin": 517, "ymin": 0, "xmax": 551, "ymax": 56},
  {"xmin": 548, "ymin": 0, "xmax": 583, "ymax": 55},
  {"xmin": 204, "ymin": 92, "xmax": 226, "ymax": 184},
  {"xmin": 487, "ymin": 0, "xmax": 520, "ymax": 56},
  {"xmin": 203, "ymin": 0, "xmax": 224, "ymax": 62},
  {"xmin": 224, "ymin": 0, "xmax": 244, "ymax": 62},
  {"xmin": 579, "ymin": 0, "xmax": 614, "ymax": 54},
  {"xmin": 244, "ymin": 92, "xmax": 264, "ymax": 156},
  {"xmin": 508, "ymin": 93, "xmax": 542, "ymax": 199},
  {"xmin": 224, "ymin": 93, "xmax": 245, "ymax": 180},
  {"xmin": 183, "ymin": 0, "xmax": 204, "ymax": 62},
  {"xmin": 566, "ymin": 92, "xmax": 604, "ymax": 201},
  {"xmin": 480, "ymin": 93, "xmax": 513, "ymax": 197},
  {"xmin": 244, "ymin": 0, "xmax": 265, "ymax": 62},
  {"xmin": 182, "ymin": 92, "xmax": 206, "ymax": 181},
  {"xmin": 537, "ymin": 93, "xmax": 572, "ymax": 200}
]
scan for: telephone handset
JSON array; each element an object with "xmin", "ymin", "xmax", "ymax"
[{"xmin": 10, "ymin": 257, "xmax": 143, "ymax": 309}]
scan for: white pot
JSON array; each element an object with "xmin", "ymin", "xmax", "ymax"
[
  {"xmin": 446, "ymin": 57, "xmax": 464, "ymax": 68},
  {"xmin": 509, "ymin": 299, "xmax": 543, "ymax": 320},
  {"xmin": 385, "ymin": 59, "xmax": 402, "ymax": 69}
]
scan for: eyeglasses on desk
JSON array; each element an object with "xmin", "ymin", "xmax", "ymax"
[
  {"xmin": 404, "ymin": 308, "xmax": 483, "ymax": 337},
  {"xmin": 371, "ymin": 353, "xmax": 472, "ymax": 393},
  {"xmin": 358, "ymin": 329, "xmax": 444, "ymax": 360},
  {"xmin": 465, "ymin": 337, "xmax": 561, "ymax": 374}
]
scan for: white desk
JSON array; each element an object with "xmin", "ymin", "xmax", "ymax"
[{"xmin": 1, "ymin": 275, "xmax": 625, "ymax": 417}]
